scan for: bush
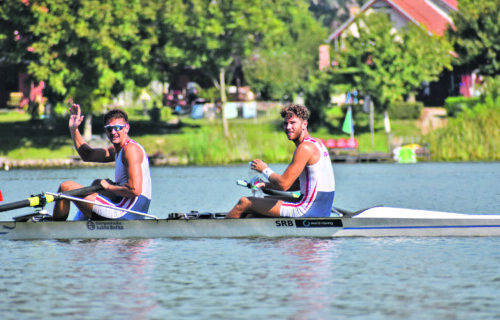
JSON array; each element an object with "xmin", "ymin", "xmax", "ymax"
[
  {"xmin": 388, "ymin": 101, "xmax": 424, "ymax": 120},
  {"xmin": 444, "ymin": 96, "xmax": 480, "ymax": 117},
  {"xmin": 161, "ymin": 106, "xmax": 173, "ymax": 122},
  {"xmin": 482, "ymin": 76, "xmax": 500, "ymax": 101},
  {"xmin": 428, "ymin": 95, "xmax": 500, "ymax": 161}
]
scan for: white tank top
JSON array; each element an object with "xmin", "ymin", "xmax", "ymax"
[
  {"xmin": 115, "ymin": 140, "xmax": 152, "ymax": 199},
  {"xmin": 299, "ymin": 137, "xmax": 335, "ymax": 196}
]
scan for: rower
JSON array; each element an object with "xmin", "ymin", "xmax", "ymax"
[
  {"xmin": 226, "ymin": 104, "xmax": 335, "ymax": 218},
  {"xmin": 53, "ymin": 104, "xmax": 152, "ymax": 221}
]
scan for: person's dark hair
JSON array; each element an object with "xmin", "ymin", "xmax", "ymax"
[
  {"xmin": 104, "ymin": 109, "xmax": 128, "ymax": 125},
  {"xmin": 280, "ymin": 104, "xmax": 309, "ymax": 121}
]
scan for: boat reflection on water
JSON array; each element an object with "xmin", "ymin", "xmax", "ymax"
[
  {"xmin": 268, "ymin": 238, "xmax": 342, "ymax": 319},
  {"xmin": 62, "ymin": 239, "xmax": 158, "ymax": 319}
]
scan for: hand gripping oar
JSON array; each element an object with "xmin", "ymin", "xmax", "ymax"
[
  {"xmin": 236, "ymin": 180, "xmax": 302, "ymax": 199},
  {"xmin": 0, "ymin": 185, "xmax": 103, "ymax": 213}
]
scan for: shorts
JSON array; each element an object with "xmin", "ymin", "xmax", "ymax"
[
  {"xmin": 280, "ymin": 191, "xmax": 334, "ymax": 218},
  {"xmin": 73, "ymin": 194, "xmax": 151, "ymax": 220}
]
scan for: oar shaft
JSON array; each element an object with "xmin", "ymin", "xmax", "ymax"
[
  {"xmin": 45, "ymin": 192, "xmax": 158, "ymax": 219},
  {"xmin": 57, "ymin": 185, "xmax": 103, "ymax": 199},
  {"xmin": 0, "ymin": 199, "xmax": 32, "ymax": 212},
  {"xmin": 262, "ymin": 188, "xmax": 301, "ymax": 198},
  {"xmin": 0, "ymin": 185, "xmax": 103, "ymax": 213}
]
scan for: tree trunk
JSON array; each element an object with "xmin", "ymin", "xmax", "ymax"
[
  {"xmin": 220, "ymin": 68, "xmax": 229, "ymax": 137},
  {"xmin": 84, "ymin": 114, "xmax": 92, "ymax": 141},
  {"xmin": 369, "ymin": 100, "xmax": 375, "ymax": 151}
]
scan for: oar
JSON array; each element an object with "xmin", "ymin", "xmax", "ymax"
[
  {"xmin": 236, "ymin": 179, "xmax": 302, "ymax": 199},
  {"xmin": 0, "ymin": 185, "xmax": 102, "ymax": 213}
]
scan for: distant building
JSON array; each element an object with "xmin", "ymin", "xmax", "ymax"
[{"xmin": 325, "ymin": 0, "xmax": 467, "ymax": 106}]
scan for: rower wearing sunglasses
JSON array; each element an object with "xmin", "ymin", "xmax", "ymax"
[{"xmin": 53, "ymin": 104, "xmax": 152, "ymax": 221}]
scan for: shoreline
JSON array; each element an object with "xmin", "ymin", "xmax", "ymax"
[{"xmin": 0, "ymin": 156, "xmax": 189, "ymax": 170}]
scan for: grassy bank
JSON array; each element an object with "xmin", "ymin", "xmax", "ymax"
[
  {"xmin": 0, "ymin": 105, "xmax": 398, "ymax": 165},
  {"xmin": 427, "ymin": 96, "xmax": 500, "ymax": 161},
  {"xmin": 1, "ymin": 102, "xmax": 497, "ymax": 165}
]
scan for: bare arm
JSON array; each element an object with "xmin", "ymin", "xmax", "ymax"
[
  {"xmin": 100, "ymin": 143, "xmax": 143, "ymax": 198},
  {"xmin": 69, "ymin": 104, "xmax": 115, "ymax": 162},
  {"xmin": 252, "ymin": 142, "xmax": 318, "ymax": 191}
]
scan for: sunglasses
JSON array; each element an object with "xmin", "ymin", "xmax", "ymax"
[{"xmin": 104, "ymin": 124, "xmax": 127, "ymax": 133}]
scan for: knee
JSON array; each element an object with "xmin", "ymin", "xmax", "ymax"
[
  {"xmin": 237, "ymin": 197, "xmax": 252, "ymax": 208},
  {"xmin": 59, "ymin": 180, "xmax": 74, "ymax": 192}
]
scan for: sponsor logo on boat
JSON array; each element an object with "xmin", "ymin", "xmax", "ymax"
[
  {"xmin": 2, "ymin": 224, "xmax": 15, "ymax": 230},
  {"xmin": 296, "ymin": 219, "xmax": 343, "ymax": 228},
  {"xmin": 86, "ymin": 221, "xmax": 124, "ymax": 231}
]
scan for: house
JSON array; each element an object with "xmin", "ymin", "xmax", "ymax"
[{"xmin": 326, "ymin": 0, "xmax": 464, "ymax": 106}]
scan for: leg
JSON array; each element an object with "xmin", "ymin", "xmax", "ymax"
[
  {"xmin": 53, "ymin": 181, "xmax": 82, "ymax": 221},
  {"xmin": 226, "ymin": 196, "xmax": 283, "ymax": 218},
  {"xmin": 52, "ymin": 180, "xmax": 98, "ymax": 221}
]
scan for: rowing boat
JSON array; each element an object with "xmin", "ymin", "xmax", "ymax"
[
  {"xmin": 1, "ymin": 185, "xmax": 500, "ymax": 240},
  {"xmin": 1, "ymin": 206, "xmax": 500, "ymax": 240}
]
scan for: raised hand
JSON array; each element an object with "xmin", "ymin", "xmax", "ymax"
[
  {"xmin": 250, "ymin": 159, "xmax": 268, "ymax": 173},
  {"xmin": 68, "ymin": 103, "xmax": 84, "ymax": 131}
]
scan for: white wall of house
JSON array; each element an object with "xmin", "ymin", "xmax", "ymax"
[{"xmin": 338, "ymin": 2, "xmax": 409, "ymax": 44}]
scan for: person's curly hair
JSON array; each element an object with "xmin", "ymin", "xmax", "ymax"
[
  {"xmin": 280, "ymin": 104, "xmax": 309, "ymax": 121},
  {"xmin": 104, "ymin": 109, "xmax": 129, "ymax": 125}
]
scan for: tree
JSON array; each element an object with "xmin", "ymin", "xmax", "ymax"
[
  {"xmin": 242, "ymin": 0, "xmax": 328, "ymax": 101},
  {"xmin": 163, "ymin": 0, "xmax": 295, "ymax": 136},
  {"xmin": 307, "ymin": 0, "xmax": 368, "ymax": 32},
  {"xmin": 14, "ymin": 0, "xmax": 155, "ymax": 137},
  {"xmin": 448, "ymin": 0, "xmax": 500, "ymax": 76},
  {"xmin": 0, "ymin": 1, "xmax": 38, "ymax": 69},
  {"xmin": 145, "ymin": 0, "xmax": 191, "ymax": 91},
  {"xmin": 333, "ymin": 12, "xmax": 453, "ymax": 111}
]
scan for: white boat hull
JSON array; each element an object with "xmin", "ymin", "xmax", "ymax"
[{"xmin": 2, "ymin": 207, "xmax": 500, "ymax": 240}]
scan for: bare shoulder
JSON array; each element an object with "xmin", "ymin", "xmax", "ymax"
[
  {"xmin": 296, "ymin": 139, "xmax": 320, "ymax": 164},
  {"xmin": 123, "ymin": 142, "xmax": 144, "ymax": 162},
  {"xmin": 297, "ymin": 139, "xmax": 319, "ymax": 154}
]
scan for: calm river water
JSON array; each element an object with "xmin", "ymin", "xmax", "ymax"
[{"xmin": 0, "ymin": 162, "xmax": 499, "ymax": 319}]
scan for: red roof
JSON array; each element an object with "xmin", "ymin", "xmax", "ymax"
[
  {"xmin": 389, "ymin": 0, "xmax": 456, "ymax": 36},
  {"xmin": 329, "ymin": 0, "xmax": 457, "ymax": 41},
  {"xmin": 441, "ymin": 0, "xmax": 457, "ymax": 9}
]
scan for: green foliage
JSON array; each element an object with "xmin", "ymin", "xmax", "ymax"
[
  {"xmin": 428, "ymin": 95, "xmax": 500, "ymax": 161},
  {"xmin": 307, "ymin": 0, "xmax": 369, "ymax": 32},
  {"xmin": 334, "ymin": 12, "xmax": 453, "ymax": 111},
  {"xmin": 444, "ymin": 76, "xmax": 500, "ymax": 117},
  {"xmin": 0, "ymin": 1, "xmax": 37, "ymax": 68},
  {"xmin": 242, "ymin": 0, "xmax": 328, "ymax": 100},
  {"xmin": 388, "ymin": 101, "xmax": 424, "ymax": 120},
  {"xmin": 198, "ymin": 87, "xmax": 219, "ymax": 103},
  {"xmin": 449, "ymin": 0, "xmax": 500, "ymax": 76},
  {"xmin": 443, "ymin": 96, "xmax": 481, "ymax": 117},
  {"xmin": 3, "ymin": 0, "xmax": 156, "ymax": 115},
  {"xmin": 304, "ymin": 70, "xmax": 333, "ymax": 129},
  {"xmin": 481, "ymin": 75, "xmax": 500, "ymax": 100},
  {"xmin": 160, "ymin": 107, "xmax": 173, "ymax": 122},
  {"xmin": 166, "ymin": 0, "xmax": 287, "ymax": 88}
]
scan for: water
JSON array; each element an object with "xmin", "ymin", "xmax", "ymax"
[{"xmin": 0, "ymin": 163, "xmax": 499, "ymax": 319}]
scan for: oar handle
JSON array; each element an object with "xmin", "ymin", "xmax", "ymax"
[
  {"xmin": 236, "ymin": 179, "xmax": 301, "ymax": 199},
  {"xmin": 0, "ymin": 185, "xmax": 103, "ymax": 213}
]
